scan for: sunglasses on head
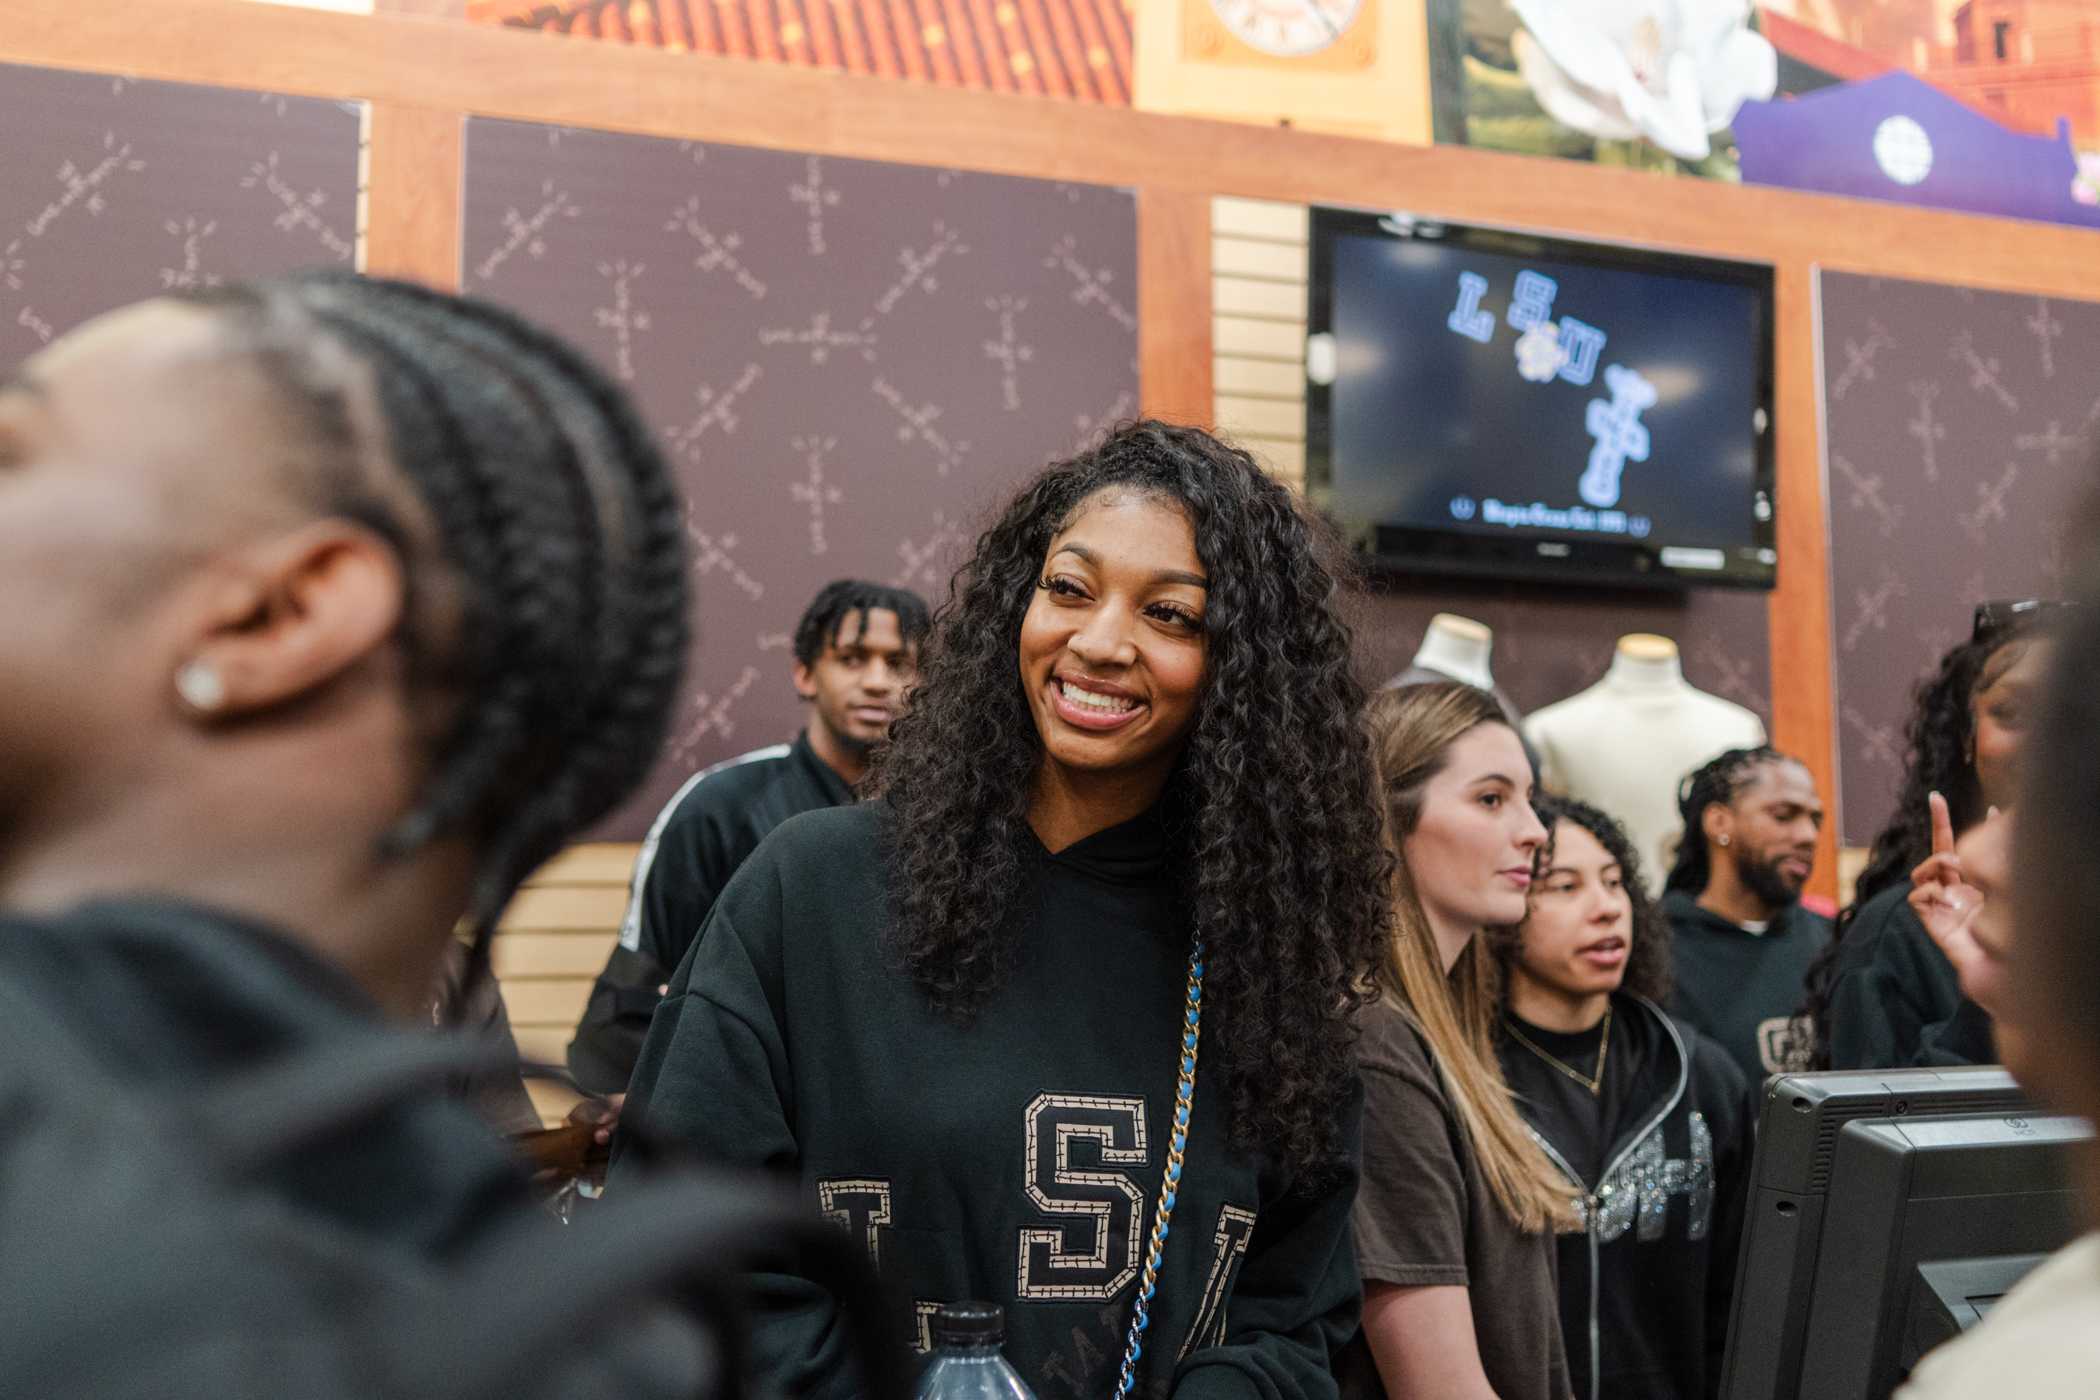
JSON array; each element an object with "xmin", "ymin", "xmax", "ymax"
[{"xmin": 1972, "ymin": 598, "xmax": 2075, "ymax": 643}]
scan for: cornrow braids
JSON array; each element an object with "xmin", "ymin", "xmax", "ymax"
[
  {"xmin": 1662, "ymin": 746, "xmax": 1788, "ymax": 897},
  {"xmin": 184, "ymin": 272, "xmax": 690, "ymax": 995},
  {"xmin": 792, "ymin": 579, "xmax": 932, "ymax": 668}
]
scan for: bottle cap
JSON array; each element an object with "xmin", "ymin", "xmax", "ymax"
[{"xmin": 931, "ymin": 1301, "xmax": 1004, "ymax": 1346}]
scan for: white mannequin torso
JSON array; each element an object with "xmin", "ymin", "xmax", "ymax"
[{"xmin": 1522, "ymin": 635, "xmax": 1766, "ymax": 893}]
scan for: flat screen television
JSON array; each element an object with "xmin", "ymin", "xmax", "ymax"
[
  {"xmin": 1305, "ymin": 208, "xmax": 1777, "ymax": 590},
  {"xmin": 1719, "ymin": 1067, "xmax": 2089, "ymax": 1400}
]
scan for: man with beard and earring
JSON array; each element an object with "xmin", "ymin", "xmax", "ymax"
[
  {"xmin": 568, "ymin": 579, "xmax": 929, "ymax": 1096},
  {"xmin": 1493, "ymin": 795, "xmax": 1754, "ymax": 1400},
  {"xmin": 1661, "ymin": 747, "xmax": 1831, "ymax": 1085}
]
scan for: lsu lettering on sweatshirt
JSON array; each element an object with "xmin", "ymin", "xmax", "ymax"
[{"xmin": 617, "ymin": 801, "xmax": 1363, "ymax": 1400}]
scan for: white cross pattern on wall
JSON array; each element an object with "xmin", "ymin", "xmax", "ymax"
[
  {"xmin": 787, "ymin": 155, "xmax": 841, "ymax": 256},
  {"xmin": 982, "ymin": 295, "xmax": 1035, "ymax": 411},
  {"xmin": 1830, "ymin": 321, "xmax": 1894, "ymax": 400},
  {"xmin": 30, "ymin": 130, "xmax": 146, "ymax": 239},
  {"xmin": 873, "ymin": 377, "xmax": 970, "ymax": 475},
  {"xmin": 667, "ymin": 196, "xmax": 768, "ymax": 299},
  {"xmin": 2026, "ymin": 296, "xmax": 2063, "ymax": 379},
  {"xmin": 593, "ymin": 259, "xmax": 653, "ymax": 382},
  {"xmin": 1904, "ymin": 381, "xmax": 1945, "ymax": 481},
  {"xmin": 666, "ymin": 363, "xmax": 764, "ymax": 463},
  {"xmin": 473, "ymin": 176, "xmax": 577, "ymax": 282},
  {"xmin": 1950, "ymin": 331, "xmax": 2020, "ymax": 412},
  {"xmin": 1830, "ymin": 453, "xmax": 1903, "ymax": 536},
  {"xmin": 158, "ymin": 217, "xmax": 220, "ymax": 290},
  {"xmin": 760, "ymin": 311, "xmax": 877, "ymax": 364},
  {"xmin": 788, "ymin": 435, "xmax": 845, "ymax": 555},
  {"xmin": 1956, "ymin": 463, "xmax": 2021, "ymax": 543},
  {"xmin": 893, "ymin": 510, "xmax": 966, "ymax": 589},
  {"xmin": 1841, "ymin": 568, "xmax": 1908, "ymax": 653},
  {"xmin": 1044, "ymin": 234, "xmax": 1137, "ymax": 332},
  {"xmin": 671, "ymin": 665, "xmax": 764, "ymax": 766},
  {"xmin": 686, "ymin": 512, "xmax": 766, "ymax": 602}
]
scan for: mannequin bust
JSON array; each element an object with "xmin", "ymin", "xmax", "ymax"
[
  {"xmin": 1386, "ymin": 613, "xmax": 1537, "ymax": 773},
  {"xmin": 1523, "ymin": 634, "xmax": 1766, "ymax": 893},
  {"xmin": 1409, "ymin": 613, "xmax": 1495, "ymax": 690}
]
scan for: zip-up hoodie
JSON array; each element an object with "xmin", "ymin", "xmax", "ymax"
[{"xmin": 1497, "ymin": 994, "xmax": 1756, "ymax": 1400}]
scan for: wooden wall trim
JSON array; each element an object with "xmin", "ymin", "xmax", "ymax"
[
  {"xmin": 1770, "ymin": 259, "xmax": 1840, "ymax": 903},
  {"xmin": 5, "ymin": 0, "xmax": 2100, "ymax": 301},
  {"xmin": 363, "ymin": 103, "xmax": 463, "ymax": 290},
  {"xmin": 1137, "ymin": 188, "xmax": 1214, "ymax": 428}
]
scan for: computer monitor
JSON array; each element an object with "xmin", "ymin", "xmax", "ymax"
[
  {"xmin": 1719, "ymin": 1067, "xmax": 2089, "ymax": 1400},
  {"xmin": 1795, "ymin": 1112, "xmax": 2087, "ymax": 1399}
]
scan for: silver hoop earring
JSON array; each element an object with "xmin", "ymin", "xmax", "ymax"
[{"xmin": 174, "ymin": 659, "xmax": 226, "ymax": 714}]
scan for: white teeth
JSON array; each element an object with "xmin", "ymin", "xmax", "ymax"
[{"xmin": 1060, "ymin": 681, "xmax": 1136, "ymax": 714}]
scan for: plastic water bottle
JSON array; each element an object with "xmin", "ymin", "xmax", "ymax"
[{"xmin": 914, "ymin": 1301, "xmax": 1035, "ymax": 1400}]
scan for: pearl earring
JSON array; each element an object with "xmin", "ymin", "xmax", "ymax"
[
  {"xmin": 175, "ymin": 659, "xmax": 226, "ymax": 714},
  {"xmin": 1717, "ymin": 834, "xmax": 1731, "ymax": 847}
]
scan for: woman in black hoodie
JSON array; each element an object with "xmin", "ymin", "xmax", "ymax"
[
  {"xmin": 619, "ymin": 423, "xmax": 1394, "ymax": 1400},
  {"xmin": 1799, "ymin": 603, "xmax": 2057, "ymax": 1069},
  {"xmin": 1492, "ymin": 796, "xmax": 1755, "ymax": 1400}
]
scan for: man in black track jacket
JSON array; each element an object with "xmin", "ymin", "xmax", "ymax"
[{"xmin": 568, "ymin": 580, "xmax": 925, "ymax": 1093}]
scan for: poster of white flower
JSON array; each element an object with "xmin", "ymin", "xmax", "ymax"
[{"xmin": 1428, "ymin": 0, "xmax": 2100, "ymax": 230}]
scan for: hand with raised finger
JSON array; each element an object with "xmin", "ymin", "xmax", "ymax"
[{"xmin": 1908, "ymin": 791, "xmax": 1989, "ymax": 994}]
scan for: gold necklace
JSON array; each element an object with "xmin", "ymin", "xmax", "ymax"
[{"xmin": 1505, "ymin": 1001, "xmax": 1612, "ymax": 1097}]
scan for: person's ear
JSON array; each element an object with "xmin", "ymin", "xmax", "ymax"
[
  {"xmin": 791, "ymin": 660, "xmax": 817, "ymax": 703},
  {"xmin": 1702, "ymin": 803, "xmax": 1735, "ymax": 854},
  {"xmin": 169, "ymin": 520, "xmax": 406, "ymax": 722}
]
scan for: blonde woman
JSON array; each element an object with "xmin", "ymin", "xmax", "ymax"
[{"xmin": 1340, "ymin": 682, "xmax": 1578, "ymax": 1400}]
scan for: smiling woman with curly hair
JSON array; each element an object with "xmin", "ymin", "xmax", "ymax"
[{"xmin": 619, "ymin": 420, "xmax": 1393, "ymax": 1400}]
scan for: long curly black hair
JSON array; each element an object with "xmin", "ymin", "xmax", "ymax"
[
  {"xmin": 868, "ymin": 421, "xmax": 1392, "ymax": 1176},
  {"xmin": 1492, "ymin": 793, "xmax": 1672, "ymax": 1006},
  {"xmin": 1796, "ymin": 628, "xmax": 2035, "ymax": 1067}
]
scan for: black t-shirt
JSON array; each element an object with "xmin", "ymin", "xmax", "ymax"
[{"xmin": 1498, "ymin": 1005, "xmax": 1659, "ymax": 1188}]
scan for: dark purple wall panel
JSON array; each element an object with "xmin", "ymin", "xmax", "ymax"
[
  {"xmin": 0, "ymin": 62, "xmax": 359, "ymax": 365},
  {"xmin": 1821, "ymin": 271, "xmax": 2099, "ymax": 844},
  {"xmin": 462, "ymin": 119, "xmax": 1138, "ymax": 837}
]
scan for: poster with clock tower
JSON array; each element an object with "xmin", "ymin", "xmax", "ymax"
[{"xmin": 1135, "ymin": 0, "xmax": 1432, "ymax": 144}]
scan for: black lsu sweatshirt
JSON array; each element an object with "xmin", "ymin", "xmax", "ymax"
[{"xmin": 616, "ymin": 802, "xmax": 1363, "ymax": 1400}]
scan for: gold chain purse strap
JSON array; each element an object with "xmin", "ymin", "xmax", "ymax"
[{"xmin": 1110, "ymin": 941, "xmax": 1205, "ymax": 1400}]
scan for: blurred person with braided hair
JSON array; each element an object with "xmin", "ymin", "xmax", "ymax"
[
  {"xmin": 1660, "ymin": 746, "xmax": 1830, "ymax": 1084},
  {"xmin": 619, "ymin": 421, "xmax": 1393, "ymax": 1400},
  {"xmin": 0, "ymin": 272, "xmax": 864, "ymax": 1393}
]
